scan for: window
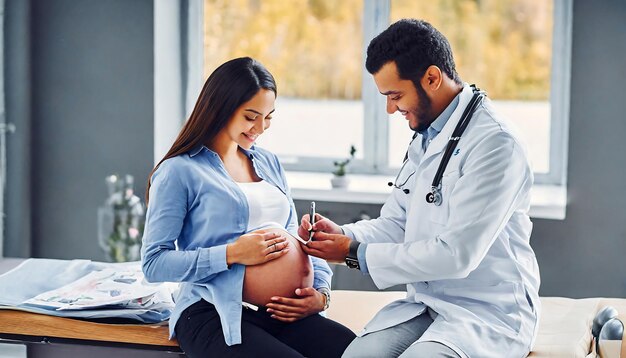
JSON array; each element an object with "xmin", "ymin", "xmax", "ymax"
[
  {"xmin": 203, "ymin": 0, "xmax": 572, "ymax": 185},
  {"xmin": 204, "ymin": 0, "xmax": 366, "ymax": 169}
]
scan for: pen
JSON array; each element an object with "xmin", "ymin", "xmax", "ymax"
[{"xmin": 309, "ymin": 201, "xmax": 316, "ymax": 241}]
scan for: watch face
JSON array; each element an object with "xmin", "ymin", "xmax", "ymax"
[
  {"xmin": 345, "ymin": 257, "xmax": 360, "ymax": 270},
  {"xmin": 322, "ymin": 292, "xmax": 330, "ymax": 310}
]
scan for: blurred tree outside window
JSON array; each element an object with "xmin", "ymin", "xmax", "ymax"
[
  {"xmin": 388, "ymin": 0, "xmax": 553, "ymax": 173},
  {"xmin": 204, "ymin": 0, "xmax": 365, "ymax": 164},
  {"xmin": 204, "ymin": 0, "xmax": 566, "ymax": 180}
]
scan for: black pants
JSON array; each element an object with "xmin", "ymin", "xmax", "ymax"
[{"xmin": 175, "ymin": 300, "xmax": 356, "ymax": 358}]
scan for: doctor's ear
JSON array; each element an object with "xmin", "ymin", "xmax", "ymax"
[{"xmin": 422, "ymin": 65, "xmax": 443, "ymax": 91}]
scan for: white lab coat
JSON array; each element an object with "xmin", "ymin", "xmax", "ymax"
[{"xmin": 343, "ymin": 84, "xmax": 541, "ymax": 358}]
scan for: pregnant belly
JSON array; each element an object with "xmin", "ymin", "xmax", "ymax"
[{"xmin": 243, "ymin": 227, "xmax": 314, "ymax": 307}]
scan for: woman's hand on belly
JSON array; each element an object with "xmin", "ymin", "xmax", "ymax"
[
  {"xmin": 242, "ymin": 228, "xmax": 314, "ymax": 307},
  {"xmin": 265, "ymin": 287, "xmax": 325, "ymax": 323},
  {"xmin": 226, "ymin": 231, "xmax": 290, "ymax": 266}
]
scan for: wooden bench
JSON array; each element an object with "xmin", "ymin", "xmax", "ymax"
[{"xmin": 2, "ymin": 292, "xmax": 626, "ymax": 357}]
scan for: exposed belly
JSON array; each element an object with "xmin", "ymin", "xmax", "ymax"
[{"xmin": 243, "ymin": 227, "xmax": 313, "ymax": 306}]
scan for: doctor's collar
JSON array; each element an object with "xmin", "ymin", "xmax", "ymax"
[{"xmin": 417, "ymin": 93, "xmax": 461, "ymax": 137}]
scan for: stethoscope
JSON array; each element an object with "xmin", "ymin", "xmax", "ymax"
[{"xmin": 388, "ymin": 85, "xmax": 486, "ymax": 206}]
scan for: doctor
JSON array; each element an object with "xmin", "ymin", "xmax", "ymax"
[{"xmin": 298, "ymin": 19, "xmax": 540, "ymax": 358}]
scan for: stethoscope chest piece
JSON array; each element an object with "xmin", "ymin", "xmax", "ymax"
[
  {"xmin": 426, "ymin": 186, "xmax": 442, "ymax": 206},
  {"xmin": 422, "ymin": 85, "xmax": 485, "ymax": 206}
]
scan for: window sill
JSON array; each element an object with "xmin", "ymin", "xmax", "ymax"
[{"xmin": 286, "ymin": 171, "xmax": 566, "ymax": 220}]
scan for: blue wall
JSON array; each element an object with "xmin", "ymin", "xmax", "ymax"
[{"xmin": 5, "ymin": 0, "xmax": 154, "ymax": 260}]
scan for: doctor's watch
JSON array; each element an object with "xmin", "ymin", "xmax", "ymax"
[{"xmin": 345, "ymin": 240, "xmax": 361, "ymax": 270}]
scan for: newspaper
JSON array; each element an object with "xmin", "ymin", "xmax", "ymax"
[{"xmin": 23, "ymin": 266, "xmax": 163, "ymax": 311}]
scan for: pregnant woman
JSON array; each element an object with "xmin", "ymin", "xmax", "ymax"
[{"xmin": 141, "ymin": 57, "xmax": 355, "ymax": 358}]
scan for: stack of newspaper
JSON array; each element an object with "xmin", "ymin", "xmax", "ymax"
[{"xmin": 0, "ymin": 259, "xmax": 176, "ymax": 323}]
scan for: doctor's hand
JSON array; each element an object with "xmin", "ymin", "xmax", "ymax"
[
  {"xmin": 300, "ymin": 231, "xmax": 351, "ymax": 263},
  {"xmin": 297, "ymin": 213, "xmax": 343, "ymax": 242},
  {"xmin": 265, "ymin": 287, "xmax": 325, "ymax": 322},
  {"xmin": 226, "ymin": 232, "xmax": 290, "ymax": 266}
]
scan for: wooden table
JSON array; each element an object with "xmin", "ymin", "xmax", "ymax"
[{"xmin": 0, "ymin": 258, "xmax": 182, "ymax": 357}]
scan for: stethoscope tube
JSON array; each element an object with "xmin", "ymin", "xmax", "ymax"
[
  {"xmin": 425, "ymin": 85, "xmax": 485, "ymax": 206},
  {"xmin": 387, "ymin": 158, "xmax": 415, "ymax": 194},
  {"xmin": 388, "ymin": 132, "xmax": 419, "ymax": 193}
]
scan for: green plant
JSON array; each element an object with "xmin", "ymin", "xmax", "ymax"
[{"xmin": 333, "ymin": 145, "xmax": 357, "ymax": 176}]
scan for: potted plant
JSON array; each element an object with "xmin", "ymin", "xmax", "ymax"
[{"xmin": 331, "ymin": 145, "xmax": 357, "ymax": 188}]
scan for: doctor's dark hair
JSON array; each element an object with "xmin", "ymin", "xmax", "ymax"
[
  {"xmin": 365, "ymin": 19, "xmax": 462, "ymax": 87},
  {"xmin": 145, "ymin": 57, "xmax": 277, "ymax": 203}
]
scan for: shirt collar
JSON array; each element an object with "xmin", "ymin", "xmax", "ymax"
[
  {"xmin": 189, "ymin": 145, "xmax": 205, "ymax": 157},
  {"xmin": 188, "ymin": 144, "xmax": 256, "ymax": 158},
  {"xmin": 419, "ymin": 92, "xmax": 461, "ymax": 136}
]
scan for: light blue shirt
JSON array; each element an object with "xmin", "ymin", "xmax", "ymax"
[
  {"xmin": 351, "ymin": 93, "xmax": 461, "ymax": 273},
  {"xmin": 420, "ymin": 94, "xmax": 459, "ymax": 151},
  {"xmin": 141, "ymin": 145, "xmax": 332, "ymax": 345}
]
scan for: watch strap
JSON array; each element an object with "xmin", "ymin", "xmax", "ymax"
[
  {"xmin": 317, "ymin": 287, "xmax": 331, "ymax": 310},
  {"xmin": 345, "ymin": 240, "xmax": 361, "ymax": 270}
]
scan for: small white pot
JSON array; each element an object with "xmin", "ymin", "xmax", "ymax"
[{"xmin": 331, "ymin": 175, "xmax": 350, "ymax": 189}]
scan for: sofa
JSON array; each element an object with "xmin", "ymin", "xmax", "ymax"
[{"xmin": 326, "ymin": 290, "xmax": 626, "ymax": 357}]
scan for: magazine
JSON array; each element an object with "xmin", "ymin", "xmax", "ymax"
[{"xmin": 23, "ymin": 267, "xmax": 163, "ymax": 311}]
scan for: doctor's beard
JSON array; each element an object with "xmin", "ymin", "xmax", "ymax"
[{"xmin": 410, "ymin": 81, "xmax": 436, "ymax": 132}]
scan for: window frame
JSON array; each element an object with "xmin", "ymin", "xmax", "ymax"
[{"xmin": 544, "ymin": 0, "xmax": 573, "ymax": 186}]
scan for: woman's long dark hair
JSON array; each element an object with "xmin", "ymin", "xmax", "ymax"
[{"xmin": 145, "ymin": 57, "xmax": 277, "ymax": 204}]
